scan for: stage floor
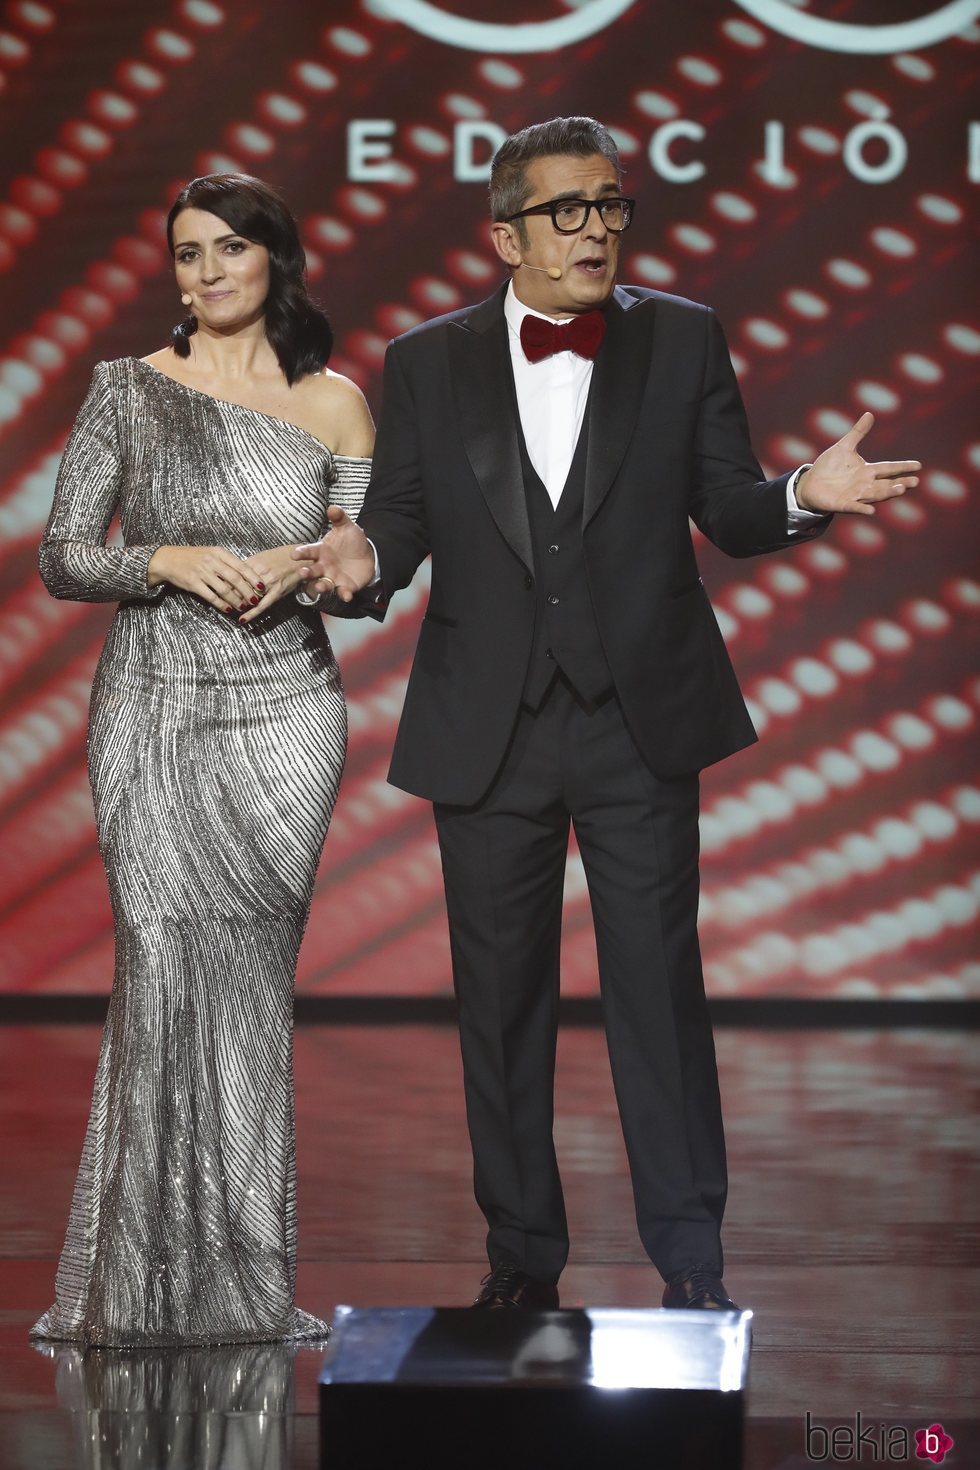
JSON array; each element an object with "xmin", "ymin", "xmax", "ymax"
[{"xmin": 0, "ymin": 1022, "xmax": 976, "ymax": 1469}]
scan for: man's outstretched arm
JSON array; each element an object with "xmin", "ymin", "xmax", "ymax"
[{"xmin": 292, "ymin": 340, "xmax": 430, "ymax": 606}]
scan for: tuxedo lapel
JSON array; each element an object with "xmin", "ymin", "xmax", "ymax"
[
  {"xmin": 583, "ymin": 287, "xmax": 655, "ymax": 527},
  {"xmin": 449, "ymin": 289, "xmax": 533, "ymax": 575}
]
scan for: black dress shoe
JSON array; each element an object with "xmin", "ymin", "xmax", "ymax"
[
  {"xmin": 473, "ymin": 1263, "xmax": 560, "ymax": 1309},
  {"xmin": 662, "ymin": 1265, "xmax": 740, "ymax": 1311}
]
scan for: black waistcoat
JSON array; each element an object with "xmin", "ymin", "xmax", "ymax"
[{"xmin": 518, "ymin": 419, "xmax": 615, "ymax": 710}]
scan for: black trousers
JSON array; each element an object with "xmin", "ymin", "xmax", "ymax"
[{"xmin": 433, "ymin": 675, "xmax": 727, "ymax": 1284}]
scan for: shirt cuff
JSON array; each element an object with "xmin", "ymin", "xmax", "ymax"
[{"xmin": 786, "ymin": 465, "xmax": 826, "ymax": 530}]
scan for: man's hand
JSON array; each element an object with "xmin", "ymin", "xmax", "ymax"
[
  {"xmin": 796, "ymin": 411, "xmax": 920, "ymax": 517},
  {"xmin": 291, "ymin": 505, "xmax": 376, "ymax": 603}
]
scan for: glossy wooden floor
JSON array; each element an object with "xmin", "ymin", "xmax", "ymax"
[{"xmin": 1, "ymin": 1022, "xmax": 977, "ymax": 1468}]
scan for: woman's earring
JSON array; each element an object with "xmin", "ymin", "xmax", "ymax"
[{"xmin": 181, "ymin": 293, "xmax": 193, "ymax": 307}]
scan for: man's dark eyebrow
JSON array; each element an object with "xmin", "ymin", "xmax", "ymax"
[{"xmin": 547, "ymin": 183, "xmax": 622, "ymax": 203}]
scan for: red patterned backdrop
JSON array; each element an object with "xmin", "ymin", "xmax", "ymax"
[{"xmin": 0, "ymin": 0, "xmax": 977, "ymax": 996}]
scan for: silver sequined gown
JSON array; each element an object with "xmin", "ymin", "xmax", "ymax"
[{"xmin": 32, "ymin": 357, "xmax": 369, "ymax": 1347}]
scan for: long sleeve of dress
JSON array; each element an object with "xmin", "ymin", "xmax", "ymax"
[{"xmin": 39, "ymin": 362, "xmax": 165, "ymax": 603}]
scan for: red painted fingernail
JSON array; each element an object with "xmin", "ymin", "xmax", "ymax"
[
  {"xmin": 250, "ymin": 596, "xmax": 259, "ymax": 606},
  {"xmin": 257, "ymin": 582, "xmax": 266, "ymax": 592},
  {"xmin": 239, "ymin": 603, "xmax": 249, "ymax": 612},
  {"xmin": 226, "ymin": 606, "xmax": 234, "ymax": 615}
]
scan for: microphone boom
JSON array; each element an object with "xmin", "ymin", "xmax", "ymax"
[{"xmin": 520, "ymin": 262, "xmax": 563, "ymax": 280}]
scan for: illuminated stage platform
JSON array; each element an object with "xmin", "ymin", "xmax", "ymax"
[{"xmin": 319, "ymin": 1306, "xmax": 752, "ymax": 1469}]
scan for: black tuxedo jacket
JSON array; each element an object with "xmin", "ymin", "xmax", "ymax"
[{"xmin": 357, "ymin": 283, "xmax": 828, "ymax": 805}]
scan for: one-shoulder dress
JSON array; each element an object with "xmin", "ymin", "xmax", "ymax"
[{"xmin": 32, "ymin": 357, "xmax": 369, "ymax": 1346}]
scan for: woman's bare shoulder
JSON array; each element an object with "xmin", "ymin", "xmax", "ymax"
[{"xmin": 304, "ymin": 370, "xmax": 375, "ymax": 456}]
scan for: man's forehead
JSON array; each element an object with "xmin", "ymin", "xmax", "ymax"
[{"xmin": 524, "ymin": 153, "xmax": 620, "ymax": 199}]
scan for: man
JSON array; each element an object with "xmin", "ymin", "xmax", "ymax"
[{"xmin": 295, "ymin": 118, "xmax": 919, "ymax": 1311}]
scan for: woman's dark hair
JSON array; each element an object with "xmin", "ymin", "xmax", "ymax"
[{"xmin": 166, "ymin": 173, "xmax": 332, "ymax": 384}]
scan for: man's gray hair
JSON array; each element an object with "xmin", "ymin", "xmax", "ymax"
[{"xmin": 489, "ymin": 116, "xmax": 621, "ymax": 245}]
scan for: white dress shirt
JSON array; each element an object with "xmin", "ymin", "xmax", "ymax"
[{"xmin": 504, "ymin": 282, "xmax": 594, "ymax": 507}]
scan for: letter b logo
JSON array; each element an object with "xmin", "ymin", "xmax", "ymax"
[{"xmin": 805, "ymin": 1412, "xmax": 829, "ymax": 1460}]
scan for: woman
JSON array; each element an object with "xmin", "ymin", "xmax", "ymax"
[{"xmin": 32, "ymin": 174, "xmax": 373, "ymax": 1347}]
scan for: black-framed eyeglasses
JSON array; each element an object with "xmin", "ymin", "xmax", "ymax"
[{"xmin": 505, "ymin": 195, "xmax": 635, "ymax": 235}]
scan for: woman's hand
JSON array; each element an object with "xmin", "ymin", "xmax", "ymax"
[
  {"xmin": 237, "ymin": 545, "xmax": 306, "ymax": 623},
  {"xmin": 147, "ymin": 545, "xmax": 263, "ymax": 613}
]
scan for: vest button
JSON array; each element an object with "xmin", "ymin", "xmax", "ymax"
[
  {"xmin": 546, "ymin": 647, "xmax": 554, "ymax": 659},
  {"xmin": 524, "ymin": 575, "xmax": 533, "ymax": 590},
  {"xmin": 548, "ymin": 544, "xmax": 559, "ymax": 555},
  {"xmin": 548, "ymin": 594, "xmax": 560, "ymax": 606}
]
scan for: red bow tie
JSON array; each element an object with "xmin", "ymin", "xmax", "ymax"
[{"xmin": 520, "ymin": 310, "xmax": 606, "ymax": 364}]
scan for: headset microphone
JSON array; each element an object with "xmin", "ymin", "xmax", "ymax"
[{"xmin": 520, "ymin": 262, "xmax": 563, "ymax": 280}]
